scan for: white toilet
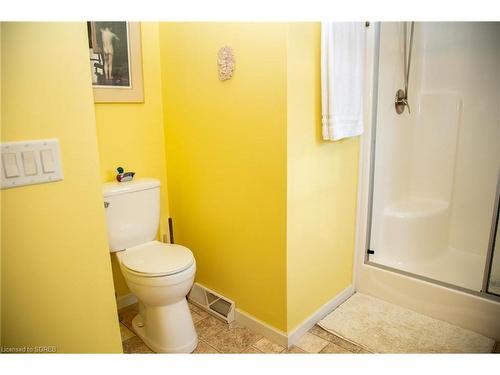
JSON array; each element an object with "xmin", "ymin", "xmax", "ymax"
[{"xmin": 103, "ymin": 178, "xmax": 198, "ymax": 353}]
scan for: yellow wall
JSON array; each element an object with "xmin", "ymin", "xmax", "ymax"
[
  {"xmin": 286, "ymin": 23, "xmax": 359, "ymax": 331},
  {"xmin": 159, "ymin": 23, "xmax": 289, "ymax": 331},
  {"xmin": 157, "ymin": 22, "xmax": 360, "ymax": 333},
  {"xmin": 1, "ymin": 23, "xmax": 122, "ymax": 352},
  {"xmin": 94, "ymin": 22, "xmax": 169, "ymax": 297}
]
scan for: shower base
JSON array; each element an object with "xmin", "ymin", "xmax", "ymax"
[{"xmin": 371, "ymin": 247, "xmax": 486, "ymax": 292}]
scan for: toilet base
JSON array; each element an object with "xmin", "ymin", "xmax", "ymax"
[{"xmin": 131, "ymin": 299, "xmax": 198, "ymax": 353}]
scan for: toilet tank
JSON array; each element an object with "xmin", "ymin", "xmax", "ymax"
[{"xmin": 103, "ymin": 178, "xmax": 160, "ymax": 252}]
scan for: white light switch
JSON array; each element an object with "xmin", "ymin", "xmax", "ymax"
[
  {"xmin": 1, "ymin": 139, "xmax": 63, "ymax": 189},
  {"xmin": 22, "ymin": 151, "xmax": 38, "ymax": 176},
  {"xmin": 40, "ymin": 149, "xmax": 56, "ymax": 173},
  {"xmin": 2, "ymin": 153, "xmax": 20, "ymax": 178}
]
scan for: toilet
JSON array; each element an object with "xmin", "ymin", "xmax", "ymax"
[{"xmin": 103, "ymin": 177, "xmax": 198, "ymax": 353}]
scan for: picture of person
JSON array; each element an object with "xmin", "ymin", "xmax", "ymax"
[
  {"xmin": 88, "ymin": 22, "xmax": 130, "ymax": 87},
  {"xmin": 100, "ymin": 26, "xmax": 119, "ymax": 81}
]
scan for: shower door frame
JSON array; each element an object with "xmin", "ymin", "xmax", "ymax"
[
  {"xmin": 354, "ymin": 22, "xmax": 500, "ymax": 340},
  {"xmin": 482, "ymin": 170, "xmax": 500, "ymax": 296}
]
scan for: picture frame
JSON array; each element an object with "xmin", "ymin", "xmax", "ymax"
[{"xmin": 87, "ymin": 21, "xmax": 144, "ymax": 103}]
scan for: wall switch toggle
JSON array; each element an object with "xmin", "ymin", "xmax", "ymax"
[
  {"xmin": 22, "ymin": 151, "xmax": 38, "ymax": 176},
  {"xmin": 2, "ymin": 153, "xmax": 20, "ymax": 178},
  {"xmin": 40, "ymin": 149, "xmax": 56, "ymax": 173}
]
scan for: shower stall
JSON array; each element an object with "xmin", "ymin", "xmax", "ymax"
[{"xmin": 356, "ymin": 22, "xmax": 500, "ymax": 339}]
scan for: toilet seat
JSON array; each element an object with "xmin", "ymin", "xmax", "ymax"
[{"xmin": 121, "ymin": 240, "xmax": 194, "ymax": 277}]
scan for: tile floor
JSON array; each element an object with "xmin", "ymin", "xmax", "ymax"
[
  {"xmin": 118, "ymin": 301, "xmax": 500, "ymax": 354},
  {"xmin": 118, "ymin": 301, "xmax": 372, "ymax": 354}
]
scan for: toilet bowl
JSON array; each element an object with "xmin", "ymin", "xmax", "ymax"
[
  {"xmin": 103, "ymin": 178, "xmax": 198, "ymax": 353},
  {"xmin": 117, "ymin": 241, "xmax": 198, "ymax": 353}
]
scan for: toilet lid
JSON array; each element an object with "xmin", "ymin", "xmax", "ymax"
[{"xmin": 122, "ymin": 241, "xmax": 194, "ymax": 276}]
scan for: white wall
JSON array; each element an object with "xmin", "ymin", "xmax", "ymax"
[
  {"xmin": 370, "ymin": 22, "xmax": 414, "ymax": 253},
  {"xmin": 419, "ymin": 23, "xmax": 500, "ymax": 256}
]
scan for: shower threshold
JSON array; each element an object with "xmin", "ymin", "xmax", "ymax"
[{"xmin": 369, "ymin": 247, "xmax": 487, "ymax": 294}]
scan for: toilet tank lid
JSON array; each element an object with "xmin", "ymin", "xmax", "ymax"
[{"xmin": 103, "ymin": 178, "xmax": 160, "ymax": 197}]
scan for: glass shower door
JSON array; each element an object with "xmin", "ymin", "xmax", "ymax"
[{"xmin": 367, "ymin": 22, "xmax": 500, "ymax": 293}]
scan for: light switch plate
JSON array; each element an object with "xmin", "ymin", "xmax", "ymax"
[{"xmin": 1, "ymin": 139, "xmax": 63, "ymax": 189}]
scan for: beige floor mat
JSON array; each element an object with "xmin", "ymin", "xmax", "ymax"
[{"xmin": 318, "ymin": 293, "xmax": 495, "ymax": 353}]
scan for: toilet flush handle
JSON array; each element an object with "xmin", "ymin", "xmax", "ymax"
[{"xmin": 104, "ymin": 201, "xmax": 110, "ymax": 208}]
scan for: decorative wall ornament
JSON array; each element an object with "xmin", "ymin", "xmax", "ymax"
[{"xmin": 217, "ymin": 46, "xmax": 235, "ymax": 81}]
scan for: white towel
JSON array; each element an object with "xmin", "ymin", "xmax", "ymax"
[{"xmin": 321, "ymin": 22, "xmax": 366, "ymax": 141}]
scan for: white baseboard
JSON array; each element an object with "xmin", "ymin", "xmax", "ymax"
[
  {"xmin": 287, "ymin": 285, "xmax": 354, "ymax": 347},
  {"xmin": 234, "ymin": 285, "xmax": 354, "ymax": 348},
  {"xmin": 116, "ymin": 293, "xmax": 138, "ymax": 310},
  {"xmin": 234, "ymin": 308, "xmax": 288, "ymax": 348}
]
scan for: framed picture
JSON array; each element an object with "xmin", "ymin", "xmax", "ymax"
[{"xmin": 87, "ymin": 22, "xmax": 144, "ymax": 103}]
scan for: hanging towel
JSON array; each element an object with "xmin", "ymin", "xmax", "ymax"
[{"xmin": 321, "ymin": 22, "xmax": 366, "ymax": 141}]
